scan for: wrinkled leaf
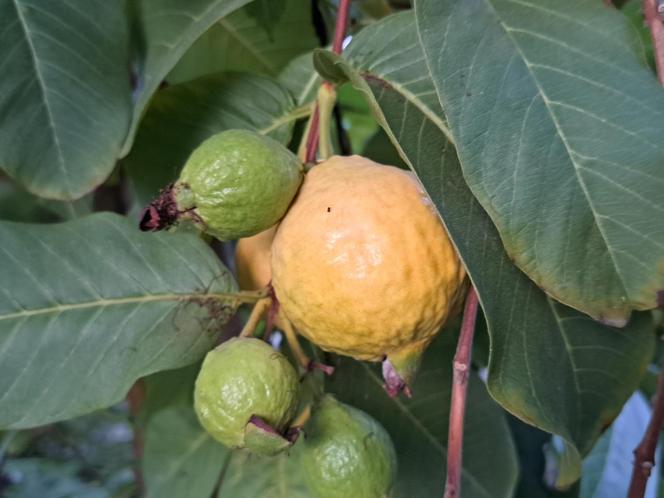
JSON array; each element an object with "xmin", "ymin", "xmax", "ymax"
[
  {"xmin": 0, "ymin": 0, "xmax": 132, "ymax": 199},
  {"xmin": 168, "ymin": 0, "xmax": 318, "ymax": 83},
  {"xmin": 327, "ymin": 330, "xmax": 519, "ymax": 498},
  {"xmin": 0, "ymin": 213, "xmax": 238, "ymax": 429},
  {"xmin": 124, "ymin": 72, "xmax": 305, "ymax": 210},
  {"xmin": 416, "ymin": 0, "xmax": 664, "ymax": 323},
  {"xmin": 125, "ymin": 0, "xmax": 252, "ymax": 153},
  {"xmin": 314, "ymin": 11, "xmax": 655, "ymax": 485}
]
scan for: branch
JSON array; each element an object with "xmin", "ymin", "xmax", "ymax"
[
  {"xmin": 303, "ymin": 0, "xmax": 352, "ymax": 163},
  {"xmin": 628, "ymin": 367, "xmax": 664, "ymax": 497},
  {"xmin": 627, "ymin": 4, "xmax": 664, "ymax": 497},
  {"xmin": 644, "ymin": 0, "xmax": 664, "ymax": 85},
  {"xmin": 444, "ymin": 287, "xmax": 479, "ymax": 498}
]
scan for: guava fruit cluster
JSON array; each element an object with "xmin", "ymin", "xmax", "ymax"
[
  {"xmin": 142, "ymin": 131, "xmax": 465, "ymax": 495},
  {"xmin": 193, "ymin": 342, "xmax": 398, "ymax": 496}
]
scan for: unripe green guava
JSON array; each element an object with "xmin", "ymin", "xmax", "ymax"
[
  {"xmin": 194, "ymin": 337, "xmax": 300, "ymax": 456},
  {"xmin": 301, "ymin": 395, "xmax": 397, "ymax": 498},
  {"xmin": 175, "ymin": 129, "xmax": 303, "ymax": 240}
]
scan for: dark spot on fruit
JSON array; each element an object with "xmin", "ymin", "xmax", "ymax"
[{"xmin": 327, "ymin": 207, "xmax": 331, "ymax": 212}]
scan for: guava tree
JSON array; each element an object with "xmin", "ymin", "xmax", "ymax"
[{"xmin": 0, "ymin": 0, "xmax": 663, "ymax": 497}]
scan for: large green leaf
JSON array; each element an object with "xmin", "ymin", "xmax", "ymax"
[
  {"xmin": 327, "ymin": 331, "xmax": 519, "ymax": 498},
  {"xmin": 125, "ymin": 0, "xmax": 252, "ymax": 154},
  {"xmin": 124, "ymin": 72, "xmax": 306, "ymax": 210},
  {"xmin": 0, "ymin": 0, "xmax": 132, "ymax": 200},
  {"xmin": 167, "ymin": 0, "xmax": 318, "ymax": 83},
  {"xmin": 415, "ymin": 0, "xmax": 664, "ymax": 324},
  {"xmin": 0, "ymin": 213, "xmax": 238, "ymax": 429},
  {"xmin": 314, "ymin": 11, "xmax": 655, "ymax": 485},
  {"xmin": 144, "ymin": 406, "xmax": 229, "ymax": 498}
]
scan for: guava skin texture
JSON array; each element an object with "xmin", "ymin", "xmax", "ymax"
[
  {"xmin": 301, "ymin": 396, "xmax": 397, "ymax": 498},
  {"xmin": 177, "ymin": 129, "xmax": 303, "ymax": 240},
  {"xmin": 194, "ymin": 337, "xmax": 300, "ymax": 454}
]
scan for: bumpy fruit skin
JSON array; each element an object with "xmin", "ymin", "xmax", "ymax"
[
  {"xmin": 177, "ymin": 129, "xmax": 303, "ymax": 240},
  {"xmin": 271, "ymin": 155, "xmax": 466, "ymax": 363},
  {"xmin": 301, "ymin": 396, "xmax": 397, "ymax": 498},
  {"xmin": 235, "ymin": 225, "xmax": 277, "ymax": 290},
  {"xmin": 194, "ymin": 337, "xmax": 299, "ymax": 453}
]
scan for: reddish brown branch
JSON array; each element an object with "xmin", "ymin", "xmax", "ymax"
[
  {"xmin": 332, "ymin": 0, "xmax": 352, "ymax": 54},
  {"xmin": 627, "ymin": 4, "xmax": 664, "ymax": 497},
  {"xmin": 127, "ymin": 380, "xmax": 146, "ymax": 496},
  {"xmin": 628, "ymin": 368, "xmax": 664, "ymax": 497},
  {"xmin": 444, "ymin": 287, "xmax": 479, "ymax": 498},
  {"xmin": 644, "ymin": 0, "xmax": 664, "ymax": 85},
  {"xmin": 303, "ymin": 0, "xmax": 352, "ymax": 163}
]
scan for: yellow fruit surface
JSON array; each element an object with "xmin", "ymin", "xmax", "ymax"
[
  {"xmin": 235, "ymin": 226, "xmax": 277, "ymax": 290},
  {"xmin": 271, "ymin": 155, "xmax": 466, "ymax": 361}
]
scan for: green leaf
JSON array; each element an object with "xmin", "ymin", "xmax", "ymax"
[
  {"xmin": 327, "ymin": 331, "xmax": 519, "ymax": 498},
  {"xmin": 144, "ymin": 406, "xmax": 229, "ymax": 498},
  {"xmin": 0, "ymin": 0, "xmax": 132, "ymax": 200},
  {"xmin": 278, "ymin": 51, "xmax": 321, "ymax": 105},
  {"xmin": 125, "ymin": 0, "xmax": 252, "ymax": 154},
  {"xmin": 313, "ymin": 11, "xmax": 656, "ymax": 485},
  {"xmin": 167, "ymin": 0, "xmax": 318, "ymax": 84},
  {"xmin": 0, "ymin": 213, "xmax": 238, "ymax": 429},
  {"xmin": 124, "ymin": 72, "xmax": 305, "ymax": 210},
  {"xmin": 416, "ymin": 0, "xmax": 664, "ymax": 324},
  {"xmin": 217, "ymin": 444, "xmax": 311, "ymax": 498}
]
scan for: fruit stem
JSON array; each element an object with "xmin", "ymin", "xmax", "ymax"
[
  {"xmin": 317, "ymin": 84, "xmax": 337, "ymax": 160},
  {"xmin": 278, "ymin": 309, "xmax": 313, "ymax": 368},
  {"xmin": 290, "ymin": 404, "xmax": 312, "ymax": 429},
  {"xmin": 239, "ymin": 297, "xmax": 271, "ymax": 337},
  {"xmin": 444, "ymin": 287, "xmax": 478, "ymax": 498}
]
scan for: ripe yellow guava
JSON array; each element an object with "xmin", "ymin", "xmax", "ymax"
[
  {"xmin": 301, "ymin": 395, "xmax": 397, "ymax": 498},
  {"xmin": 194, "ymin": 337, "xmax": 300, "ymax": 455},
  {"xmin": 235, "ymin": 225, "xmax": 277, "ymax": 290},
  {"xmin": 271, "ymin": 155, "xmax": 466, "ymax": 394}
]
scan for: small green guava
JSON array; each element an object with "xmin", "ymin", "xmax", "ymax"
[
  {"xmin": 180, "ymin": 129, "xmax": 303, "ymax": 239},
  {"xmin": 301, "ymin": 395, "xmax": 397, "ymax": 498},
  {"xmin": 140, "ymin": 129, "xmax": 303, "ymax": 239},
  {"xmin": 194, "ymin": 337, "xmax": 300, "ymax": 456}
]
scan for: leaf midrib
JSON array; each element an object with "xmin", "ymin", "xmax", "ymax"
[
  {"xmin": 478, "ymin": 0, "xmax": 630, "ymax": 297},
  {"xmin": 0, "ymin": 291, "xmax": 239, "ymax": 321},
  {"xmin": 11, "ymin": 0, "xmax": 70, "ymax": 196}
]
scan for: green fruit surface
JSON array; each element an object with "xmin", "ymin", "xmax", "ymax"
[
  {"xmin": 177, "ymin": 129, "xmax": 302, "ymax": 240},
  {"xmin": 194, "ymin": 337, "xmax": 299, "ymax": 450},
  {"xmin": 302, "ymin": 396, "xmax": 397, "ymax": 498}
]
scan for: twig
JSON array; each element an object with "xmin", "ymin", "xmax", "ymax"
[
  {"xmin": 127, "ymin": 380, "xmax": 145, "ymax": 496},
  {"xmin": 626, "ymin": 4, "xmax": 664, "ymax": 496},
  {"xmin": 628, "ymin": 368, "xmax": 664, "ymax": 497},
  {"xmin": 444, "ymin": 287, "xmax": 478, "ymax": 498},
  {"xmin": 644, "ymin": 0, "xmax": 664, "ymax": 85},
  {"xmin": 303, "ymin": 0, "xmax": 352, "ymax": 163}
]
